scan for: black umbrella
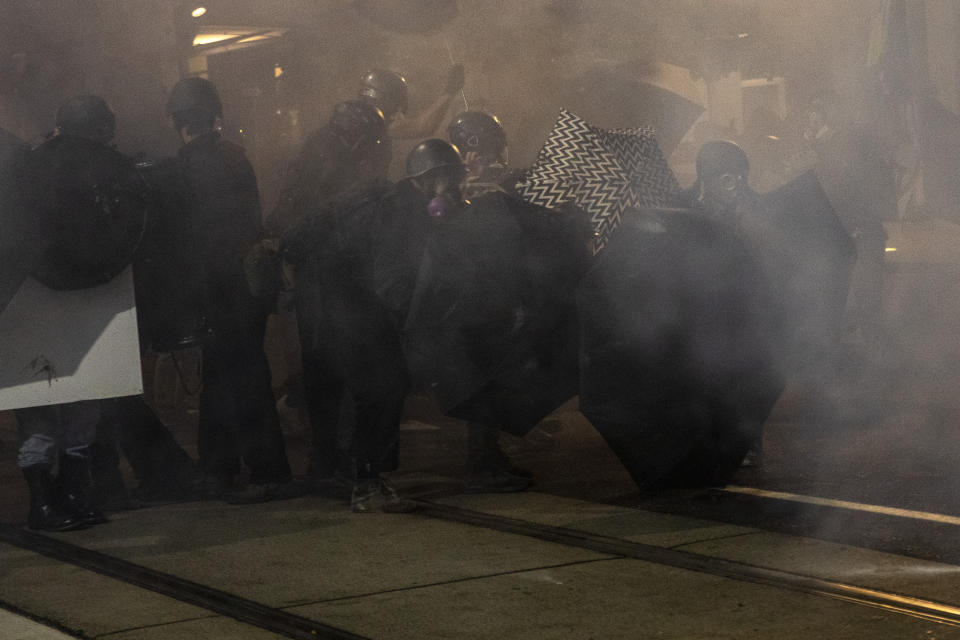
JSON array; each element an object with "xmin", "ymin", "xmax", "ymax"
[
  {"xmin": 404, "ymin": 191, "xmax": 589, "ymax": 436},
  {"xmin": 577, "ymin": 207, "xmax": 784, "ymax": 490},
  {"xmin": 751, "ymin": 170, "xmax": 856, "ymax": 373},
  {"xmin": 563, "ymin": 63, "xmax": 706, "ymax": 156}
]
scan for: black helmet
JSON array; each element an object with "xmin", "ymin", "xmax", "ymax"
[
  {"xmin": 406, "ymin": 138, "xmax": 464, "ymax": 178},
  {"xmin": 695, "ymin": 140, "xmax": 749, "ymax": 182},
  {"xmin": 56, "ymin": 95, "xmax": 116, "ymax": 144},
  {"xmin": 329, "ymin": 99, "xmax": 387, "ymax": 151},
  {"xmin": 358, "ymin": 69, "xmax": 408, "ymax": 118},
  {"xmin": 447, "ymin": 111, "xmax": 506, "ymax": 159},
  {"xmin": 166, "ymin": 77, "xmax": 223, "ymax": 117}
]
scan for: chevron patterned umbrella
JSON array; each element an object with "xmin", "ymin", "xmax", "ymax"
[{"xmin": 515, "ymin": 109, "xmax": 680, "ymax": 252}]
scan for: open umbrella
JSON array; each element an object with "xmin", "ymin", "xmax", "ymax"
[
  {"xmin": 575, "ymin": 172, "xmax": 853, "ymax": 490},
  {"xmin": 577, "ymin": 207, "xmax": 784, "ymax": 490},
  {"xmin": 563, "ymin": 61, "xmax": 707, "ymax": 156},
  {"xmin": 752, "ymin": 170, "xmax": 856, "ymax": 373},
  {"xmin": 515, "ymin": 109, "xmax": 680, "ymax": 252},
  {"xmin": 404, "ymin": 191, "xmax": 589, "ymax": 436}
]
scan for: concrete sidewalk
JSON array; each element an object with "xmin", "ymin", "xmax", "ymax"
[
  {"xmin": 0, "ymin": 606, "xmax": 78, "ymax": 640},
  {"xmin": 2, "ymin": 486, "xmax": 960, "ymax": 639}
]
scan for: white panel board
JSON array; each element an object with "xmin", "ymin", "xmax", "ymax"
[{"xmin": 0, "ymin": 267, "xmax": 142, "ymax": 410}]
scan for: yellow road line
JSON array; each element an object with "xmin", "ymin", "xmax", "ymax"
[{"xmin": 724, "ymin": 485, "xmax": 960, "ymax": 526}]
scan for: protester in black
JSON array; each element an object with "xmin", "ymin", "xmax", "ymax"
[
  {"xmin": 166, "ymin": 77, "xmax": 292, "ymax": 503},
  {"xmin": 268, "ymin": 100, "xmax": 389, "ymax": 493},
  {"xmin": 282, "ymin": 139, "xmax": 465, "ymax": 512}
]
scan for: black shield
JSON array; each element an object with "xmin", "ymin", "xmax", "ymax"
[{"xmin": 14, "ymin": 135, "xmax": 147, "ymax": 291}]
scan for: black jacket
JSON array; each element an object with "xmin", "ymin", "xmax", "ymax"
[
  {"xmin": 268, "ymin": 127, "xmax": 390, "ymax": 235},
  {"xmin": 176, "ymin": 132, "xmax": 263, "ymax": 328},
  {"xmin": 282, "ymin": 179, "xmax": 437, "ymax": 352}
]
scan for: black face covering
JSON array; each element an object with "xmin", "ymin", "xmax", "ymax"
[
  {"xmin": 718, "ymin": 173, "xmax": 740, "ymax": 192},
  {"xmin": 414, "ymin": 166, "xmax": 465, "ymax": 213},
  {"xmin": 702, "ymin": 172, "xmax": 746, "ymax": 214}
]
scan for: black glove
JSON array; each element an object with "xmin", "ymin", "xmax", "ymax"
[{"xmin": 445, "ymin": 63, "xmax": 465, "ymax": 94}]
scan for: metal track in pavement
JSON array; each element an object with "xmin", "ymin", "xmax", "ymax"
[
  {"xmin": 6, "ymin": 498, "xmax": 960, "ymax": 635},
  {"xmin": 0, "ymin": 524, "xmax": 371, "ymax": 640},
  {"xmin": 415, "ymin": 499, "xmax": 960, "ymax": 627}
]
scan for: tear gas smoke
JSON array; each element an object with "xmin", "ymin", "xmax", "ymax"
[{"xmin": 1, "ymin": 0, "xmax": 959, "ymax": 516}]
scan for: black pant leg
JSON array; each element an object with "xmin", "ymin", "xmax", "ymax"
[
  {"xmin": 116, "ymin": 395, "xmax": 196, "ymax": 489},
  {"xmin": 89, "ymin": 400, "xmax": 126, "ymax": 503},
  {"xmin": 301, "ymin": 350, "xmax": 346, "ymax": 478},
  {"xmin": 197, "ymin": 342, "xmax": 242, "ymax": 480},
  {"xmin": 238, "ymin": 341, "xmax": 292, "ymax": 484},
  {"xmin": 201, "ymin": 305, "xmax": 291, "ymax": 485},
  {"xmin": 346, "ymin": 336, "xmax": 407, "ymax": 476}
]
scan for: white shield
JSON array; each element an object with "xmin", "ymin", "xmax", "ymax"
[{"xmin": 0, "ymin": 266, "xmax": 143, "ymax": 410}]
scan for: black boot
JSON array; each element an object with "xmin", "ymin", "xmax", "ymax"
[
  {"xmin": 59, "ymin": 454, "xmax": 109, "ymax": 526},
  {"xmin": 464, "ymin": 423, "xmax": 531, "ymax": 494},
  {"xmin": 22, "ymin": 465, "xmax": 84, "ymax": 532}
]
